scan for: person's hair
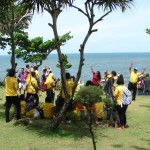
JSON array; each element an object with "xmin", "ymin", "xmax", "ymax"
[
  {"xmin": 66, "ymin": 72, "xmax": 70, "ymax": 79},
  {"xmin": 8, "ymin": 69, "xmax": 16, "ymax": 77},
  {"xmin": 34, "ymin": 66, "xmax": 38, "ymax": 70},
  {"xmin": 111, "ymin": 71, "xmax": 117, "ymax": 76},
  {"xmin": 71, "ymin": 76, "xmax": 75, "ymax": 81},
  {"xmin": 97, "ymin": 71, "xmax": 101, "ymax": 81},
  {"xmin": 146, "ymin": 73, "xmax": 149, "ymax": 77},
  {"xmin": 117, "ymin": 75, "xmax": 124, "ymax": 85},
  {"xmin": 26, "ymin": 64, "xmax": 29, "ymax": 68},
  {"xmin": 85, "ymin": 80, "xmax": 93, "ymax": 86},
  {"xmin": 43, "ymin": 68, "xmax": 47, "ymax": 73},
  {"xmin": 31, "ymin": 71, "xmax": 36, "ymax": 77}
]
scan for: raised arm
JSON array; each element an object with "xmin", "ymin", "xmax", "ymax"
[
  {"xmin": 90, "ymin": 65, "xmax": 94, "ymax": 73},
  {"xmin": 140, "ymin": 67, "xmax": 146, "ymax": 75},
  {"xmin": 129, "ymin": 63, "xmax": 133, "ymax": 72}
]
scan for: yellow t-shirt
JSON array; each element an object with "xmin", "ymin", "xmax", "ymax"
[
  {"xmin": 40, "ymin": 103, "xmax": 54, "ymax": 119},
  {"xmin": 113, "ymin": 76, "xmax": 118, "ymax": 86},
  {"xmin": 20, "ymin": 101, "xmax": 26, "ymax": 115},
  {"xmin": 129, "ymin": 71, "xmax": 141, "ymax": 83},
  {"xmin": 4, "ymin": 76, "xmax": 18, "ymax": 96},
  {"xmin": 45, "ymin": 73, "xmax": 55, "ymax": 90},
  {"xmin": 61, "ymin": 79, "xmax": 74, "ymax": 98},
  {"xmin": 73, "ymin": 109, "xmax": 81, "ymax": 120},
  {"xmin": 92, "ymin": 102, "xmax": 105, "ymax": 119},
  {"xmin": 114, "ymin": 85, "xmax": 126, "ymax": 105},
  {"xmin": 106, "ymin": 74, "xmax": 111, "ymax": 82},
  {"xmin": 26, "ymin": 77, "xmax": 38, "ymax": 94},
  {"xmin": 35, "ymin": 70, "xmax": 40, "ymax": 79}
]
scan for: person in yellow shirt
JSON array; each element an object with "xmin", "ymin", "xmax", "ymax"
[
  {"xmin": 112, "ymin": 75, "xmax": 128, "ymax": 129},
  {"xmin": 34, "ymin": 66, "xmax": 40, "ymax": 86},
  {"xmin": 55, "ymin": 73, "xmax": 74, "ymax": 118},
  {"xmin": 61, "ymin": 72, "xmax": 74, "ymax": 99},
  {"xmin": 45, "ymin": 73, "xmax": 55, "ymax": 103},
  {"xmin": 4, "ymin": 69, "xmax": 21, "ymax": 122},
  {"xmin": 26, "ymin": 71, "xmax": 42, "ymax": 107},
  {"xmin": 19, "ymin": 94, "xmax": 26, "ymax": 115},
  {"xmin": 128, "ymin": 63, "xmax": 146, "ymax": 100},
  {"xmin": 39, "ymin": 98, "xmax": 54, "ymax": 119},
  {"xmin": 91, "ymin": 102, "xmax": 105, "ymax": 125}
]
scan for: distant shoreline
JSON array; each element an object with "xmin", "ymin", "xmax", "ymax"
[{"xmin": 0, "ymin": 51, "xmax": 150, "ymax": 56}]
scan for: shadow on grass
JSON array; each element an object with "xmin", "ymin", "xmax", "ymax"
[
  {"xmin": 140, "ymin": 138, "xmax": 150, "ymax": 146},
  {"xmin": 14, "ymin": 119, "xmax": 97, "ymax": 140},
  {"xmin": 131, "ymin": 146, "xmax": 150, "ymax": 150},
  {"xmin": 111, "ymin": 144, "xmax": 124, "ymax": 149},
  {"xmin": 139, "ymin": 105, "xmax": 150, "ymax": 110}
]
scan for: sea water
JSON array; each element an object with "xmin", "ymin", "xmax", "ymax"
[{"xmin": 0, "ymin": 53, "xmax": 150, "ymax": 85}]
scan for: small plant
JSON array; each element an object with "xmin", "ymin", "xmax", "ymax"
[{"xmin": 74, "ymin": 86, "xmax": 103, "ymax": 150}]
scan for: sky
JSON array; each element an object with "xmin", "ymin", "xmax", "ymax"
[{"xmin": 0, "ymin": 0, "xmax": 150, "ymax": 55}]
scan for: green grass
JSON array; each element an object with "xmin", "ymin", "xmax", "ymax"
[{"xmin": 0, "ymin": 87, "xmax": 150, "ymax": 150}]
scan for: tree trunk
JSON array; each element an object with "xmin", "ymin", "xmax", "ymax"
[
  {"xmin": 88, "ymin": 109, "xmax": 97, "ymax": 150},
  {"xmin": 10, "ymin": 32, "xmax": 16, "ymax": 69},
  {"xmin": 48, "ymin": 9, "xmax": 71, "ymax": 129}
]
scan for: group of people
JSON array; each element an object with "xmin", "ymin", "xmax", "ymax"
[
  {"xmin": 4, "ymin": 64, "xmax": 57, "ymax": 122},
  {"xmin": 137, "ymin": 73, "xmax": 150, "ymax": 95},
  {"xmin": 3, "ymin": 62, "xmax": 148, "ymax": 130},
  {"xmin": 88, "ymin": 63, "xmax": 147, "ymax": 129}
]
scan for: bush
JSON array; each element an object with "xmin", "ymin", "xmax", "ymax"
[{"xmin": 74, "ymin": 86, "xmax": 103, "ymax": 108}]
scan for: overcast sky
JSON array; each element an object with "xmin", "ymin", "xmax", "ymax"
[{"xmin": 0, "ymin": 0, "xmax": 150, "ymax": 55}]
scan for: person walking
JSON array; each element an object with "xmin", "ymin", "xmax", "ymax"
[
  {"xmin": 18, "ymin": 68, "xmax": 26, "ymax": 95},
  {"xmin": 128, "ymin": 63, "xmax": 146, "ymax": 100}
]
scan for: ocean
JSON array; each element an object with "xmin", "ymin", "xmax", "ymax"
[{"xmin": 0, "ymin": 53, "xmax": 150, "ymax": 85}]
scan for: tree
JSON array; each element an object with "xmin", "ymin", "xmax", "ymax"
[
  {"xmin": 13, "ymin": 32, "xmax": 72, "ymax": 68},
  {"xmin": 19, "ymin": 0, "xmax": 134, "ymax": 129},
  {"xmin": 0, "ymin": 1, "xmax": 32, "ymax": 68}
]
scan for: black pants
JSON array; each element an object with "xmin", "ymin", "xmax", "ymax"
[
  {"xmin": 45, "ymin": 89, "xmax": 55, "ymax": 103},
  {"xmin": 128, "ymin": 82, "xmax": 137, "ymax": 100},
  {"xmin": 116, "ymin": 105, "xmax": 128, "ymax": 126},
  {"xmin": 106, "ymin": 109, "xmax": 117, "ymax": 122},
  {"xmin": 5, "ymin": 96, "xmax": 21, "ymax": 122}
]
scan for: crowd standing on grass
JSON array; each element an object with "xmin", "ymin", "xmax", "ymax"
[{"xmin": 3, "ymin": 63, "xmax": 149, "ymax": 130}]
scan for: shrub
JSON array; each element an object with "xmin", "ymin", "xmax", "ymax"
[{"xmin": 74, "ymin": 86, "xmax": 103, "ymax": 108}]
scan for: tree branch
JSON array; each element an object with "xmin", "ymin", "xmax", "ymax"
[
  {"xmin": 14, "ymin": 8, "xmax": 31, "ymax": 28},
  {"xmin": 70, "ymin": 4, "xmax": 88, "ymax": 18},
  {"xmin": 93, "ymin": 10, "xmax": 112, "ymax": 25}
]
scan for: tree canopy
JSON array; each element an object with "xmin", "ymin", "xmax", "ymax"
[
  {"xmin": 14, "ymin": 32, "xmax": 73, "ymax": 67},
  {"xmin": 0, "ymin": 1, "xmax": 33, "ymax": 68}
]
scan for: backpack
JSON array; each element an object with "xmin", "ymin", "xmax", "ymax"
[{"xmin": 121, "ymin": 88, "xmax": 132, "ymax": 106}]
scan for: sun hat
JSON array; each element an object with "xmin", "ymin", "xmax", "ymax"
[{"xmin": 134, "ymin": 67, "xmax": 138, "ymax": 71}]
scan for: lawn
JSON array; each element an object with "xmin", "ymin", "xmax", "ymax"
[{"xmin": 0, "ymin": 87, "xmax": 150, "ymax": 150}]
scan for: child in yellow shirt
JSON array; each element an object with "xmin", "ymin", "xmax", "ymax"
[
  {"xmin": 91, "ymin": 102, "xmax": 105, "ymax": 125},
  {"xmin": 39, "ymin": 98, "xmax": 54, "ymax": 119},
  {"xmin": 19, "ymin": 94, "xmax": 26, "ymax": 115}
]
